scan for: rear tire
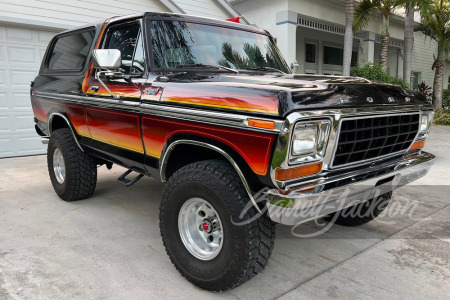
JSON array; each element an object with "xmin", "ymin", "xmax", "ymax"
[
  {"xmin": 325, "ymin": 192, "xmax": 392, "ymax": 226},
  {"xmin": 47, "ymin": 128, "xmax": 97, "ymax": 201},
  {"xmin": 160, "ymin": 160, "xmax": 276, "ymax": 291}
]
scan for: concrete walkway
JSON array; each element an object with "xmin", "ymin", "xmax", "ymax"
[{"xmin": 0, "ymin": 126, "xmax": 449, "ymax": 299}]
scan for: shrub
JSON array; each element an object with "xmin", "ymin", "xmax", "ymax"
[
  {"xmin": 417, "ymin": 81, "xmax": 433, "ymax": 103},
  {"xmin": 434, "ymin": 109, "xmax": 450, "ymax": 125},
  {"xmin": 350, "ymin": 63, "xmax": 409, "ymax": 89},
  {"xmin": 443, "ymin": 89, "xmax": 450, "ymax": 109}
]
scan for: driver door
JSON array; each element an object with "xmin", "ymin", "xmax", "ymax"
[{"xmin": 85, "ymin": 20, "xmax": 146, "ymax": 169}]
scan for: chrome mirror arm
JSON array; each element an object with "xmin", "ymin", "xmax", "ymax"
[{"xmin": 95, "ymin": 70, "xmax": 123, "ymax": 99}]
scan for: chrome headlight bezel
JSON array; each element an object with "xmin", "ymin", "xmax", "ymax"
[
  {"xmin": 417, "ymin": 110, "xmax": 434, "ymax": 140},
  {"xmin": 289, "ymin": 119, "xmax": 331, "ymax": 165}
]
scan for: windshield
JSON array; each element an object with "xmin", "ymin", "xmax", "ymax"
[{"xmin": 149, "ymin": 20, "xmax": 290, "ymax": 73}]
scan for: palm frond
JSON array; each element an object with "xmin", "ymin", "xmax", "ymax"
[{"xmin": 354, "ymin": 0, "xmax": 381, "ymax": 32}]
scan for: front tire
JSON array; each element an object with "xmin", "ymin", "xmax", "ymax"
[
  {"xmin": 160, "ymin": 160, "xmax": 275, "ymax": 291},
  {"xmin": 47, "ymin": 128, "xmax": 97, "ymax": 201}
]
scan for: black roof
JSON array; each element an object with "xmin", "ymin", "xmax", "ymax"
[{"xmin": 60, "ymin": 12, "xmax": 269, "ymax": 37}]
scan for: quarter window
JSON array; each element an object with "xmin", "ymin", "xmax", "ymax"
[{"xmin": 47, "ymin": 30, "xmax": 94, "ymax": 71}]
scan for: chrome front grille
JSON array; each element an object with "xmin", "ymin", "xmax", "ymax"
[{"xmin": 332, "ymin": 113, "xmax": 420, "ymax": 167}]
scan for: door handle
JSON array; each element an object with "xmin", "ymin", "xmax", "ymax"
[{"xmin": 90, "ymin": 86, "xmax": 99, "ymax": 92}]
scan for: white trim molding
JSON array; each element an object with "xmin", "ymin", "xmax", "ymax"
[{"xmin": 158, "ymin": 0, "xmax": 186, "ymax": 13}]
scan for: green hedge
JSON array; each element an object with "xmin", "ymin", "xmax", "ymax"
[
  {"xmin": 350, "ymin": 63, "xmax": 409, "ymax": 89},
  {"xmin": 443, "ymin": 89, "xmax": 450, "ymax": 108},
  {"xmin": 434, "ymin": 109, "xmax": 450, "ymax": 125}
]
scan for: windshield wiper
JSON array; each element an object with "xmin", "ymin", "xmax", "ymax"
[
  {"xmin": 244, "ymin": 66, "xmax": 285, "ymax": 74},
  {"xmin": 177, "ymin": 64, "xmax": 239, "ymax": 74}
]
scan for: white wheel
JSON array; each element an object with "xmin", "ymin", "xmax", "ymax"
[
  {"xmin": 52, "ymin": 147, "xmax": 66, "ymax": 184},
  {"xmin": 178, "ymin": 197, "xmax": 223, "ymax": 260}
]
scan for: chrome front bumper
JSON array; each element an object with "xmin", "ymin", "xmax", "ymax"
[{"xmin": 266, "ymin": 151, "xmax": 435, "ymax": 225}]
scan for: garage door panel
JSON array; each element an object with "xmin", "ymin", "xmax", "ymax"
[
  {"xmin": 0, "ymin": 92, "xmax": 31, "ymax": 110},
  {"xmin": 11, "ymin": 93, "xmax": 33, "ymax": 110},
  {"xmin": 14, "ymin": 114, "xmax": 35, "ymax": 132},
  {"xmin": 9, "ymin": 70, "xmax": 38, "ymax": 88},
  {"xmin": 15, "ymin": 136, "xmax": 47, "ymax": 155},
  {"xmin": 0, "ymin": 69, "xmax": 6, "ymax": 87},
  {"xmin": 7, "ymin": 46, "xmax": 38, "ymax": 65},
  {"xmin": 0, "ymin": 24, "xmax": 57, "ymax": 158},
  {"xmin": 0, "ymin": 115, "xmax": 10, "ymax": 132},
  {"xmin": 0, "ymin": 45, "xmax": 5, "ymax": 63},
  {"xmin": 5, "ymin": 27, "xmax": 34, "ymax": 43},
  {"xmin": 38, "ymin": 31, "xmax": 56, "ymax": 44},
  {"xmin": 0, "ymin": 135, "xmax": 46, "ymax": 157},
  {"xmin": 0, "ymin": 137, "xmax": 14, "ymax": 157},
  {"xmin": 0, "ymin": 93, "xmax": 7, "ymax": 109}
]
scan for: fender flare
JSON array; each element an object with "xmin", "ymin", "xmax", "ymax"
[
  {"xmin": 47, "ymin": 112, "xmax": 84, "ymax": 152},
  {"xmin": 160, "ymin": 139, "xmax": 262, "ymax": 213}
]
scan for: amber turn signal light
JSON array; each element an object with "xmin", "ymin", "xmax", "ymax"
[
  {"xmin": 409, "ymin": 140, "xmax": 425, "ymax": 151},
  {"xmin": 275, "ymin": 162, "xmax": 323, "ymax": 181},
  {"xmin": 248, "ymin": 119, "xmax": 276, "ymax": 130}
]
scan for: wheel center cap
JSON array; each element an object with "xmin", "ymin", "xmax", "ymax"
[{"xmin": 202, "ymin": 219, "xmax": 213, "ymax": 233}]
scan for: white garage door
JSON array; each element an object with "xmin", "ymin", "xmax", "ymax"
[{"xmin": 0, "ymin": 24, "xmax": 59, "ymax": 158}]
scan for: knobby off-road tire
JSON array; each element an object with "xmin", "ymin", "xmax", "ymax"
[
  {"xmin": 47, "ymin": 128, "xmax": 97, "ymax": 201},
  {"xmin": 160, "ymin": 160, "xmax": 276, "ymax": 291},
  {"xmin": 326, "ymin": 192, "xmax": 392, "ymax": 226}
]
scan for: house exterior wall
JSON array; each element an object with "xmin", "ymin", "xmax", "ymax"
[
  {"xmin": 412, "ymin": 32, "xmax": 438, "ymax": 88},
  {"xmin": 0, "ymin": 0, "xmax": 237, "ymax": 31},
  {"xmin": 174, "ymin": 0, "xmax": 230, "ymax": 19},
  {"xmin": 233, "ymin": 0, "xmax": 446, "ymax": 90},
  {"xmin": 287, "ymin": 0, "xmax": 405, "ymax": 41},
  {"xmin": 0, "ymin": 0, "xmax": 168, "ymax": 29}
]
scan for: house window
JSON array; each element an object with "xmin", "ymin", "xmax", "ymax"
[
  {"xmin": 448, "ymin": 76, "xmax": 450, "ymax": 89},
  {"xmin": 305, "ymin": 43, "xmax": 316, "ymax": 63},
  {"xmin": 351, "ymin": 51, "xmax": 358, "ymax": 67},
  {"xmin": 412, "ymin": 72, "xmax": 421, "ymax": 89},
  {"xmin": 323, "ymin": 46, "xmax": 343, "ymax": 65},
  {"xmin": 323, "ymin": 46, "xmax": 358, "ymax": 67}
]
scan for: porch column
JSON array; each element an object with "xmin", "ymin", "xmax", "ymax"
[
  {"xmin": 274, "ymin": 10, "xmax": 297, "ymax": 72},
  {"xmin": 361, "ymin": 31, "xmax": 376, "ymax": 64}
]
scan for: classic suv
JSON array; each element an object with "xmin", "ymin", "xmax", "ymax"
[{"xmin": 31, "ymin": 12, "xmax": 435, "ymax": 291}]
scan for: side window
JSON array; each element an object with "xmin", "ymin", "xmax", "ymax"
[
  {"xmin": 105, "ymin": 24, "xmax": 142, "ymax": 74},
  {"xmin": 48, "ymin": 29, "xmax": 94, "ymax": 71}
]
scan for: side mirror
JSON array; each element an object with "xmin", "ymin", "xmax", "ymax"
[
  {"xmin": 92, "ymin": 49, "xmax": 122, "ymax": 69},
  {"xmin": 91, "ymin": 49, "xmax": 123, "ymax": 99}
]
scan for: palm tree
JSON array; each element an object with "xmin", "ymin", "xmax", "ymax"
[
  {"xmin": 403, "ymin": 3, "xmax": 415, "ymax": 85},
  {"xmin": 354, "ymin": 0, "xmax": 410, "ymax": 72},
  {"xmin": 343, "ymin": 0, "xmax": 355, "ymax": 76},
  {"xmin": 419, "ymin": 0, "xmax": 450, "ymax": 109}
]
